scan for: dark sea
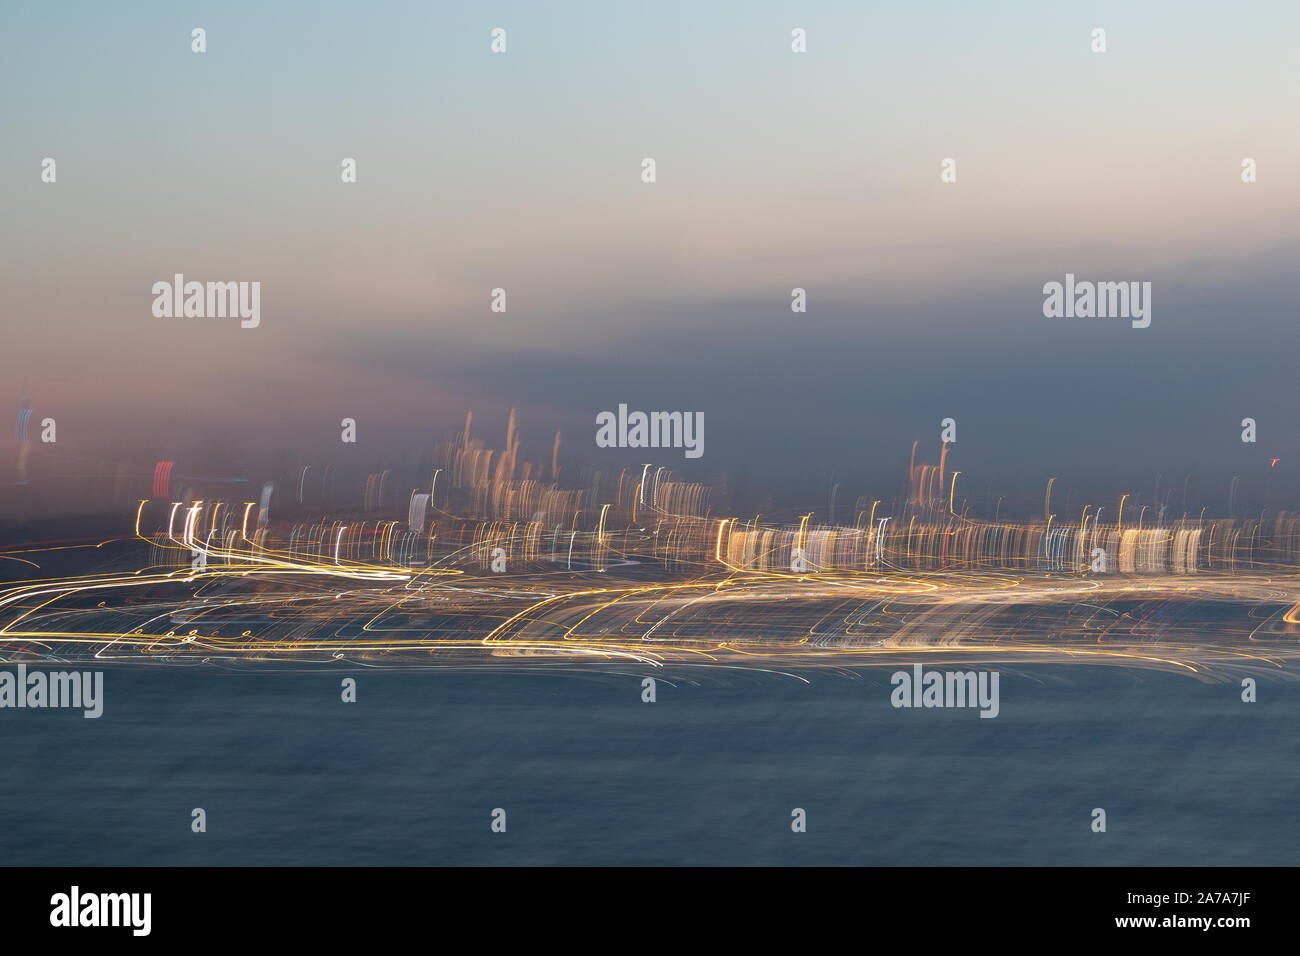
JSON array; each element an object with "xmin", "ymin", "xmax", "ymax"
[{"xmin": 0, "ymin": 665, "xmax": 1295, "ymax": 866}]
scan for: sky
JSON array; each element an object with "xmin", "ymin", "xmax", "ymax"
[{"xmin": 2, "ymin": 1, "xmax": 1299, "ymax": 505}]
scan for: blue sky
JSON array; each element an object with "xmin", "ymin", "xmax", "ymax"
[{"xmin": 2, "ymin": 1, "xmax": 1298, "ymax": 493}]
